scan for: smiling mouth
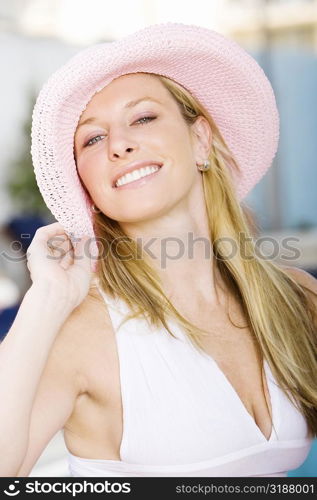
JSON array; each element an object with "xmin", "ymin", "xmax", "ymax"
[{"xmin": 114, "ymin": 165, "xmax": 162, "ymax": 188}]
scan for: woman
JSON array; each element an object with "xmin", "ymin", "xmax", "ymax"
[{"xmin": 1, "ymin": 23, "xmax": 316, "ymax": 478}]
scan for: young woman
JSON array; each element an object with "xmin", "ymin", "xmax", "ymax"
[{"xmin": 1, "ymin": 23, "xmax": 316, "ymax": 478}]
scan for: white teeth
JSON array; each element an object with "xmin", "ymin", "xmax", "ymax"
[{"xmin": 115, "ymin": 165, "xmax": 160, "ymax": 187}]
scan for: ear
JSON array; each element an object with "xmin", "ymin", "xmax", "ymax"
[{"xmin": 190, "ymin": 116, "xmax": 212, "ymax": 164}]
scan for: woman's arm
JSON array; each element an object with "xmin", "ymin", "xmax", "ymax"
[
  {"xmin": 0, "ymin": 283, "xmax": 76, "ymax": 476},
  {"xmin": 0, "ymin": 223, "xmax": 93, "ymax": 476}
]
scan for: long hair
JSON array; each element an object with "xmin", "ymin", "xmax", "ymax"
[{"xmin": 88, "ymin": 73, "xmax": 317, "ymax": 437}]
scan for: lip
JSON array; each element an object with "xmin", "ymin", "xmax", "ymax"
[{"xmin": 112, "ymin": 160, "xmax": 163, "ymax": 188}]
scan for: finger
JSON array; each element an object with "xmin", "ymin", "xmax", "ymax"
[
  {"xmin": 47, "ymin": 235, "xmax": 72, "ymax": 256},
  {"xmin": 27, "ymin": 225, "xmax": 67, "ymax": 255},
  {"xmin": 33, "ymin": 223, "xmax": 68, "ymax": 244},
  {"xmin": 47, "ymin": 234, "xmax": 69, "ymax": 247},
  {"xmin": 73, "ymin": 235, "xmax": 94, "ymax": 272},
  {"xmin": 60, "ymin": 246, "xmax": 75, "ymax": 270}
]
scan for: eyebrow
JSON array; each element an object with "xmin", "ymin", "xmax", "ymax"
[{"xmin": 77, "ymin": 96, "xmax": 163, "ymax": 129}]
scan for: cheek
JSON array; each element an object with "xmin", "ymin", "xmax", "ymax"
[
  {"xmin": 76, "ymin": 154, "xmax": 101, "ymax": 190},
  {"xmin": 164, "ymin": 124, "xmax": 193, "ymax": 156},
  {"xmin": 168, "ymin": 132, "xmax": 195, "ymax": 168},
  {"xmin": 75, "ymin": 169, "xmax": 97, "ymax": 205}
]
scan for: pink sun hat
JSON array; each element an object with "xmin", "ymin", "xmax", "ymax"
[{"xmin": 31, "ymin": 22, "xmax": 279, "ymax": 243}]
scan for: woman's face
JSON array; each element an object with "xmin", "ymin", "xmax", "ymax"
[{"xmin": 74, "ymin": 73, "xmax": 211, "ymax": 223}]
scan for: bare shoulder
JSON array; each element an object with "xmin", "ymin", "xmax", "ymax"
[
  {"xmin": 59, "ymin": 280, "xmax": 112, "ymax": 339},
  {"xmin": 280, "ymin": 265, "xmax": 317, "ymax": 296},
  {"xmin": 280, "ymin": 265, "xmax": 317, "ymax": 324}
]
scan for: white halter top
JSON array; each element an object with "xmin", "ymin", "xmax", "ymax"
[{"xmin": 68, "ymin": 283, "xmax": 313, "ymax": 477}]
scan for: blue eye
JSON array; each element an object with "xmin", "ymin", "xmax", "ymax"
[
  {"xmin": 84, "ymin": 116, "xmax": 156, "ymax": 147},
  {"xmin": 85, "ymin": 135, "xmax": 105, "ymax": 147},
  {"xmin": 135, "ymin": 116, "xmax": 156, "ymax": 125}
]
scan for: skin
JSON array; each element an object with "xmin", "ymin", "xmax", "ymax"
[
  {"xmin": 74, "ymin": 72, "xmax": 226, "ymax": 309},
  {"xmin": 70, "ymin": 73, "xmax": 275, "ymax": 450},
  {"xmin": 3, "ymin": 74, "xmax": 316, "ymax": 476},
  {"xmin": 65, "ymin": 74, "xmax": 278, "ymax": 457}
]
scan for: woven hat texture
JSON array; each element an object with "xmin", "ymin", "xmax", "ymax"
[{"xmin": 31, "ymin": 22, "xmax": 279, "ymax": 241}]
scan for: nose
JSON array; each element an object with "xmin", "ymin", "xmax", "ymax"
[{"xmin": 108, "ymin": 130, "xmax": 139, "ymax": 161}]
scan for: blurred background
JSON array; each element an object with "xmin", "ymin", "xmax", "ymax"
[{"xmin": 0, "ymin": 0, "xmax": 316, "ymax": 477}]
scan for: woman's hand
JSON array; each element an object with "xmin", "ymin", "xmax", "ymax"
[{"xmin": 26, "ymin": 222, "xmax": 94, "ymax": 309}]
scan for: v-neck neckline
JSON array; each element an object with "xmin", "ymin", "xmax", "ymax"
[
  {"xmin": 169, "ymin": 318, "xmax": 278, "ymax": 443},
  {"xmin": 97, "ymin": 285, "xmax": 279, "ymax": 445}
]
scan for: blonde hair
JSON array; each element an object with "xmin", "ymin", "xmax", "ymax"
[{"xmin": 89, "ymin": 73, "xmax": 317, "ymax": 437}]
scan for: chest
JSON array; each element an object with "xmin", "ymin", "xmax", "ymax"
[
  {"xmin": 65, "ymin": 288, "xmax": 310, "ymax": 467},
  {"xmin": 167, "ymin": 292, "xmax": 273, "ymax": 431},
  {"xmin": 99, "ymin": 303, "xmax": 269, "ymax": 435},
  {"xmin": 70, "ymin": 291, "xmax": 271, "ymax": 438}
]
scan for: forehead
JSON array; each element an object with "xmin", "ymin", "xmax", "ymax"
[
  {"xmin": 82, "ymin": 73, "xmax": 170, "ymax": 113},
  {"xmin": 103, "ymin": 72, "xmax": 165, "ymax": 93}
]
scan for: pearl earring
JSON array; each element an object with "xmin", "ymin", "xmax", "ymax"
[
  {"xmin": 197, "ymin": 159, "xmax": 211, "ymax": 171},
  {"xmin": 91, "ymin": 204, "xmax": 101, "ymax": 213}
]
